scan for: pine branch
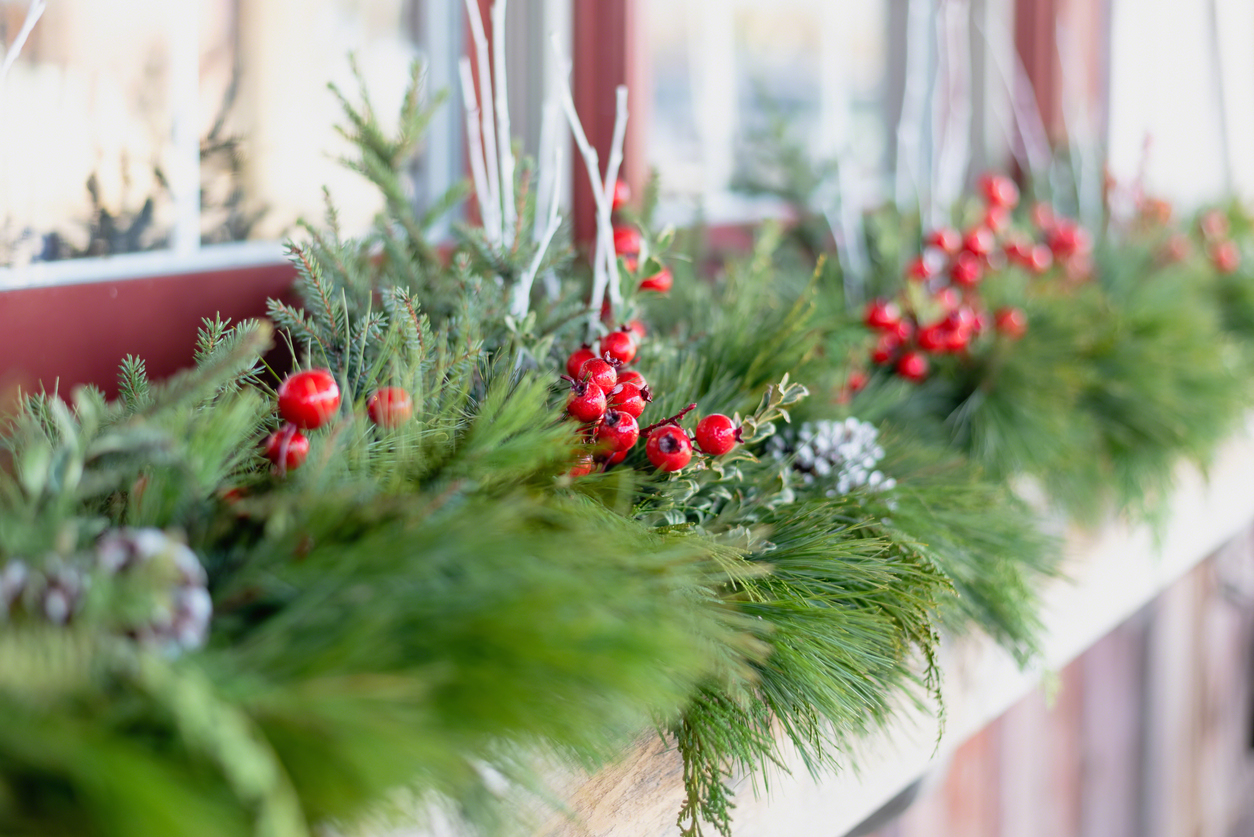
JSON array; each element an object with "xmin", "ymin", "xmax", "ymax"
[{"xmin": 118, "ymin": 356, "xmax": 152, "ymax": 415}]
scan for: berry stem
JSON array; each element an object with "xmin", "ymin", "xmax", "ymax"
[{"xmin": 641, "ymin": 403, "xmax": 697, "ymax": 435}]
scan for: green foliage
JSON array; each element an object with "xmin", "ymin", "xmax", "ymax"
[{"xmin": 15, "ymin": 45, "xmax": 1244, "ymax": 837}]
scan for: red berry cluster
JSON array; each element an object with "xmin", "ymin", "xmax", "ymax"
[
  {"xmin": 264, "ymin": 369, "xmax": 414, "ymax": 473},
  {"xmin": 853, "ymin": 173, "xmax": 1087, "ymax": 386},
  {"xmin": 1199, "ymin": 209, "xmax": 1242, "ymax": 274},
  {"xmin": 609, "ymin": 179, "xmax": 673, "ymax": 294},
  {"xmin": 561, "ymin": 325, "xmax": 739, "ymax": 475}
]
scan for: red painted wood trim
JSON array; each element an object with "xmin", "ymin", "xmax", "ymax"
[
  {"xmin": 1015, "ymin": 0, "xmax": 1063, "ymax": 142},
  {"xmin": 1014, "ymin": 0, "xmax": 1108, "ymax": 144},
  {"xmin": 0, "ymin": 262, "xmax": 298, "ymax": 405},
  {"xmin": 571, "ymin": 0, "xmax": 649, "ymax": 245}
]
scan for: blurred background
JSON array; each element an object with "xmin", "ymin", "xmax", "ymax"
[
  {"xmin": 2, "ymin": 2, "xmax": 1254, "ymax": 835},
  {"xmin": 3, "ymin": 0, "xmax": 1253, "ymax": 274}
]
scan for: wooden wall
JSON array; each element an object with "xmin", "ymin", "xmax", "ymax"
[{"xmin": 858, "ymin": 526, "xmax": 1254, "ymax": 837}]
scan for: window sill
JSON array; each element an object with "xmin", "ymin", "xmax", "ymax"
[{"xmin": 536, "ymin": 420, "xmax": 1254, "ymax": 837}]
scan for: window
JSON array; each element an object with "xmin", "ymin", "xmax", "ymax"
[
  {"xmin": 641, "ymin": 0, "xmax": 1021, "ymax": 226},
  {"xmin": 0, "ymin": 0, "xmax": 483, "ymax": 286},
  {"xmin": 642, "ymin": 0, "xmax": 892, "ymax": 224}
]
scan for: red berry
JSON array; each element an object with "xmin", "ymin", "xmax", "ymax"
[
  {"xmin": 896, "ymin": 351, "xmax": 929, "ymax": 382},
  {"xmin": 1031, "ymin": 202, "xmax": 1055, "ymax": 231},
  {"xmin": 617, "ymin": 369, "xmax": 647, "ymax": 390},
  {"xmin": 695, "ymin": 414, "xmax": 739, "ymax": 456},
  {"xmin": 979, "ymin": 173, "xmax": 1020, "ymax": 209},
  {"xmin": 864, "ymin": 298, "xmax": 902, "ymax": 330},
  {"xmin": 950, "ymin": 251, "xmax": 984, "ymax": 286},
  {"xmin": 569, "ymin": 453, "xmax": 595, "ymax": 478},
  {"xmin": 566, "ymin": 381, "xmax": 607, "ymax": 423},
  {"xmin": 1201, "ymin": 209, "xmax": 1229, "ymax": 241},
  {"xmin": 916, "ymin": 324, "xmax": 947, "ymax": 352},
  {"xmin": 599, "ymin": 449, "xmax": 628, "ymax": 467},
  {"xmin": 578, "ymin": 357, "xmax": 618, "ymax": 392},
  {"xmin": 962, "ymin": 227, "xmax": 996, "ymax": 259},
  {"xmin": 645, "ymin": 425, "xmax": 693, "ymax": 472},
  {"xmin": 870, "ymin": 332, "xmax": 901, "ymax": 365},
  {"xmin": 366, "ymin": 387, "xmax": 413, "ymax": 428},
  {"xmin": 1211, "ymin": 240, "xmax": 1241, "ymax": 274},
  {"xmin": 566, "ymin": 345, "xmax": 598, "ymax": 378},
  {"xmin": 994, "ymin": 307, "xmax": 1028, "ymax": 339},
  {"xmin": 927, "ymin": 227, "xmax": 962, "ymax": 255},
  {"xmin": 1160, "ymin": 233, "xmax": 1192, "ymax": 263},
  {"xmin": 1028, "ymin": 244, "xmax": 1054, "ymax": 273},
  {"xmin": 277, "ymin": 369, "xmax": 341, "ymax": 430},
  {"xmin": 1047, "ymin": 220, "xmax": 1089, "ymax": 259},
  {"xmin": 595, "ymin": 409, "xmax": 640, "ymax": 453},
  {"xmin": 639, "ymin": 266, "xmax": 673, "ymax": 293},
  {"xmin": 1003, "ymin": 234, "xmax": 1032, "ymax": 265},
  {"xmin": 264, "ymin": 425, "xmax": 310, "ymax": 471},
  {"xmin": 609, "ymin": 382, "xmax": 651, "ymax": 418},
  {"xmin": 983, "ymin": 205, "xmax": 1011, "ymax": 234},
  {"xmin": 906, "ymin": 255, "xmax": 935, "ymax": 281},
  {"xmin": 600, "ymin": 330, "xmax": 638, "ymax": 365},
  {"xmin": 942, "ymin": 325, "xmax": 972, "ymax": 353},
  {"xmin": 626, "ymin": 319, "xmax": 647, "ymax": 340},
  {"xmin": 933, "ymin": 287, "xmax": 960, "ymax": 310},
  {"xmin": 611, "ymin": 179, "xmax": 631, "ymax": 213},
  {"xmin": 613, "ymin": 225, "xmax": 643, "ymax": 255},
  {"xmin": 847, "ymin": 369, "xmax": 869, "ymax": 394}
]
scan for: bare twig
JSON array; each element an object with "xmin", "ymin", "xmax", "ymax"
[
  {"xmin": 552, "ymin": 33, "xmax": 610, "ymax": 327},
  {"xmin": 491, "ymin": 0, "xmax": 517, "ymax": 245},
  {"xmin": 600, "ymin": 86, "xmax": 629, "ymax": 312},
  {"xmin": 512, "ymin": 140, "xmax": 563, "ymax": 317},
  {"xmin": 458, "ymin": 57, "xmax": 502, "ymax": 242},
  {"xmin": 464, "ymin": 0, "xmax": 503, "ymax": 242},
  {"xmin": 0, "ymin": 0, "xmax": 47, "ymax": 93}
]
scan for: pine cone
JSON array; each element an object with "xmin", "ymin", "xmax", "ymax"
[
  {"xmin": 766, "ymin": 418, "xmax": 896, "ymax": 497},
  {"xmin": 95, "ymin": 528, "xmax": 212, "ymax": 654}
]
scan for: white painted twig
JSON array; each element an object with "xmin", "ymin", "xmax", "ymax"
[
  {"xmin": 600, "ymin": 86, "xmax": 629, "ymax": 312},
  {"xmin": 534, "ymin": 98, "xmax": 562, "ymax": 299},
  {"xmin": 972, "ymin": 17, "xmax": 1042, "ymax": 184},
  {"xmin": 0, "ymin": 0, "xmax": 46, "ymax": 93},
  {"xmin": 464, "ymin": 0, "xmax": 503, "ymax": 244},
  {"xmin": 458, "ymin": 58, "xmax": 502, "ymax": 243},
  {"xmin": 894, "ymin": 0, "xmax": 931, "ymax": 216},
  {"xmin": 1009, "ymin": 41, "xmax": 1055, "ymax": 190},
  {"xmin": 823, "ymin": 161, "xmax": 870, "ymax": 310},
  {"xmin": 491, "ymin": 0, "xmax": 517, "ymax": 246},
  {"xmin": 512, "ymin": 142, "xmax": 563, "ymax": 318},
  {"xmin": 931, "ymin": 0, "xmax": 972, "ymax": 223},
  {"xmin": 552, "ymin": 34, "xmax": 612, "ymax": 324},
  {"xmin": 1055, "ymin": 21, "xmax": 1100, "ymax": 230},
  {"xmin": 534, "ymin": 99, "xmax": 558, "ymax": 242}
]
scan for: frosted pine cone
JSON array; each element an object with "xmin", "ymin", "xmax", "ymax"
[
  {"xmin": 766, "ymin": 417, "xmax": 896, "ymax": 497},
  {"xmin": 2, "ymin": 529, "xmax": 211, "ymax": 655},
  {"xmin": 95, "ymin": 528, "xmax": 212, "ymax": 654}
]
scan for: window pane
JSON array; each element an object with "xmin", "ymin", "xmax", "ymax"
[
  {"xmin": 231, "ymin": 0, "xmax": 422, "ymax": 242},
  {"xmin": 0, "ymin": 0, "xmax": 178, "ymax": 265},
  {"xmin": 643, "ymin": 0, "xmax": 889, "ymax": 213}
]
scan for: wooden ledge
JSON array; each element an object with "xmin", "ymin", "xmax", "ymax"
[{"xmin": 533, "ymin": 418, "xmax": 1254, "ymax": 837}]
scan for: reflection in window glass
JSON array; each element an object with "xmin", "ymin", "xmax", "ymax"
[
  {"xmin": 0, "ymin": 0, "xmax": 178, "ymax": 265},
  {"xmin": 0, "ymin": 0, "xmax": 440, "ymax": 274},
  {"xmin": 233, "ymin": 0, "xmax": 422, "ymax": 242},
  {"xmin": 644, "ymin": 0, "xmax": 888, "ymax": 214}
]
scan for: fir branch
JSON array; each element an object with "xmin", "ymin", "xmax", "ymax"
[{"xmin": 118, "ymin": 356, "xmax": 152, "ymax": 415}]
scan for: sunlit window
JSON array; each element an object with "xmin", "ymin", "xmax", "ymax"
[
  {"xmin": 0, "ymin": 0, "xmax": 477, "ymax": 282},
  {"xmin": 642, "ymin": 0, "xmax": 890, "ymax": 221}
]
